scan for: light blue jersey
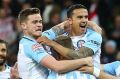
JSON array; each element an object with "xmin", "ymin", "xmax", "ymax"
[
  {"xmin": 18, "ymin": 35, "xmax": 49, "ymax": 79},
  {"xmin": 42, "ymin": 28, "xmax": 102, "ymax": 79},
  {"xmin": 0, "ymin": 65, "xmax": 11, "ymax": 79},
  {"xmin": 104, "ymin": 61, "xmax": 120, "ymax": 78}
]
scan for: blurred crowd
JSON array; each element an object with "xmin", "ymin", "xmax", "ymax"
[{"xmin": 0, "ymin": 0, "xmax": 120, "ymax": 66}]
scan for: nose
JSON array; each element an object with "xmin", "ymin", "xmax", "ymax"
[
  {"xmin": 82, "ymin": 17, "xmax": 88, "ymax": 22},
  {"xmin": 0, "ymin": 52, "xmax": 6, "ymax": 57},
  {"xmin": 37, "ymin": 22, "xmax": 43, "ymax": 28}
]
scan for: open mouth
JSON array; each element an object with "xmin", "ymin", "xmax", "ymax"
[
  {"xmin": 79, "ymin": 22, "xmax": 87, "ymax": 28},
  {"xmin": 36, "ymin": 29, "xmax": 42, "ymax": 31},
  {"xmin": 80, "ymin": 26, "xmax": 86, "ymax": 28}
]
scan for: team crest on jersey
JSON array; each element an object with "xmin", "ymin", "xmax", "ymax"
[
  {"xmin": 77, "ymin": 40, "xmax": 85, "ymax": 48},
  {"xmin": 32, "ymin": 44, "xmax": 43, "ymax": 52}
]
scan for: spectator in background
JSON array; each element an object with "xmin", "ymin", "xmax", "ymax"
[
  {"xmin": 60, "ymin": 0, "xmax": 73, "ymax": 21},
  {"xmin": 101, "ymin": 40, "xmax": 118, "ymax": 64},
  {"xmin": 21, "ymin": 2, "xmax": 32, "ymax": 10},
  {"xmin": 111, "ymin": 13, "xmax": 120, "ymax": 48},
  {"xmin": 42, "ymin": 0, "xmax": 55, "ymax": 24},
  {"xmin": 43, "ymin": 5, "xmax": 61, "ymax": 31},
  {"xmin": 0, "ymin": 39, "xmax": 19, "ymax": 79},
  {"xmin": 89, "ymin": 0, "xmax": 100, "ymax": 25},
  {"xmin": 0, "ymin": 7, "xmax": 18, "ymax": 66},
  {"xmin": 116, "ymin": 51, "xmax": 120, "ymax": 61}
]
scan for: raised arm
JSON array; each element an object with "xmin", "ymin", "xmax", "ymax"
[
  {"xmin": 37, "ymin": 36, "xmax": 94, "ymax": 59},
  {"xmin": 50, "ymin": 41, "xmax": 93, "ymax": 59},
  {"xmin": 38, "ymin": 32, "xmax": 102, "ymax": 59},
  {"xmin": 42, "ymin": 21, "xmax": 102, "ymax": 40},
  {"xmin": 51, "ymin": 21, "xmax": 102, "ymax": 35},
  {"xmin": 87, "ymin": 21, "xmax": 102, "ymax": 34}
]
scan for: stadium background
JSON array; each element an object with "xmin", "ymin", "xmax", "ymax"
[{"xmin": 0, "ymin": 0, "xmax": 120, "ymax": 66}]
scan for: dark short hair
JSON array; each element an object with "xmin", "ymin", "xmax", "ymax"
[
  {"xmin": 67, "ymin": 4, "xmax": 87, "ymax": 18},
  {"xmin": 0, "ymin": 39, "xmax": 7, "ymax": 45},
  {"xmin": 0, "ymin": 39, "xmax": 8, "ymax": 52},
  {"xmin": 18, "ymin": 8, "xmax": 40, "ymax": 24}
]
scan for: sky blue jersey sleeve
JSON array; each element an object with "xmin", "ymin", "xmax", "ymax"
[
  {"xmin": 83, "ymin": 32, "xmax": 102, "ymax": 54},
  {"xmin": 23, "ymin": 42, "xmax": 49, "ymax": 63},
  {"xmin": 104, "ymin": 61, "xmax": 120, "ymax": 75},
  {"xmin": 42, "ymin": 28, "xmax": 56, "ymax": 40}
]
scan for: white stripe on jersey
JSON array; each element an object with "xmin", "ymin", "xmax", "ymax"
[
  {"xmin": 116, "ymin": 66, "xmax": 120, "ymax": 77},
  {"xmin": 0, "ymin": 66, "xmax": 11, "ymax": 79},
  {"xmin": 55, "ymin": 71, "xmax": 96, "ymax": 79}
]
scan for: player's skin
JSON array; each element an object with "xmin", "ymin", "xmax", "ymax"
[
  {"xmin": 0, "ymin": 40, "xmax": 19, "ymax": 79},
  {"xmin": 79, "ymin": 64, "xmax": 119, "ymax": 79},
  {"xmin": 37, "ymin": 8, "xmax": 102, "ymax": 60},
  {"xmin": 20, "ymin": 8, "xmax": 93, "ymax": 74},
  {"xmin": 0, "ymin": 42, "xmax": 7, "ymax": 72}
]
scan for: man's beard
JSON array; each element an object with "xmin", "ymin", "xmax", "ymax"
[{"xmin": 0, "ymin": 55, "xmax": 6, "ymax": 66}]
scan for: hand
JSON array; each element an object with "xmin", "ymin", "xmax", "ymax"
[
  {"xmin": 10, "ymin": 62, "xmax": 20, "ymax": 79},
  {"xmin": 37, "ymin": 36, "xmax": 55, "ymax": 46},
  {"xmin": 87, "ymin": 21, "xmax": 102, "ymax": 34},
  {"xmin": 83, "ymin": 57, "xmax": 93, "ymax": 67},
  {"xmin": 64, "ymin": 20, "xmax": 71, "ymax": 33},
  {"xmin": 78, "ymin": 66, "xmax": 94, "ymax": 74}
]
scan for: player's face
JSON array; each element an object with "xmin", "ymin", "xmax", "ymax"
[
  {"xmin": 24, "ymin": 14, "xmax": 43, "ymax": 38},
  {"xmin": 0, "ymin": 43, "xmax": 7, "ymax": 65},
  {"xmin": 69, "ymin": 8, "xmax": 88, "ymax": 35}
]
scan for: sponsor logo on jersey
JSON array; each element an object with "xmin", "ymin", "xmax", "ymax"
[
  {"xmin": 89, "ymin": 40, "xmax": 100, "ymax": 46},
  {"xmin": 32, "ymin": 44, "xmax": 43, "ymax": 52}
]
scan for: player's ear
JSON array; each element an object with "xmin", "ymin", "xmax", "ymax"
[
  {"xmin": 21, "ymin": 22, "xmax": 27, "ymax": 30},
  {"xmin": 67, "ymin": 18, "xmax": 72, "ymax": 25}
]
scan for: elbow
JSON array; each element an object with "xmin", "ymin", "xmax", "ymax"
[
  {"xmin": 54, "ymin": 68, "xmax": 64, "ymax": 74},
  {"xmin": 53, "ymin": 67, "xmax": 65, "ymax": 74},
  {"xmin": 52, "ymin": 65, "xmax": 65, "ymax": 74}
]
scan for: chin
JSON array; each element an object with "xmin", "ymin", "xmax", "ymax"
[{"xmin": 0, "ymin": 60, "xmax": 6, "ymax": 65}]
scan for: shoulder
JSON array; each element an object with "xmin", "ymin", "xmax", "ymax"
[
  {"xmin": 87, "ymin": 28, "xmax": 102, "ymax": 37},
  {"xmin": 86, "ymin": 28, "xmax": 102, "ymax": 43},
  {"xmin": 87, "ymin": 28, "xmax": 102, "ymax": 39},
  {"xmin": 19, "ymin": 38, "xmax": 37, "ymax": 50},
  {"xmin": 104, "ymin": 61, "xmax": 120, "ymax": 71}
]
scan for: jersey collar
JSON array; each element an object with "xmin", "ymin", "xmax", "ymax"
[{"xmin": 23, "ymin": 35, "xmax": 37, "ymax": 42}]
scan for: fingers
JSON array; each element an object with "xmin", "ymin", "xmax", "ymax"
[
  {"xmin": 78, "ymin": 66, "xmax": 87, "ymax": 71},
  {"xmin": 13, "ymin": 62, "xmax": 18, "ymax": 69},
  {"xmin": 78, "ymin": 67, "xmax": 88, "ymax": 73},
  {"xmin": 37, "ymin": 37, "xmax": 47, "ymax": 43}
]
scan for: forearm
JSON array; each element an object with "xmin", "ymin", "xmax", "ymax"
[
  {"xmin": 66, "ymin": 46, "xmax": 93, "ymax": 59},
  {"xmin": 100, "ymin": 64, "xmax": 104, "ymax": 71},
  {"xmin": 93, "ymin": 67, "xmax": 118, "ymax": 79},
  {"xmin": 51, "ymin": 41, "xmax": 71, "ymax": 59},
  {"xmin": 87, "ymin": 21, "xmax": 102, "ymax": 34},
  {"xmin": 51, "ymin": 42, "xmax": 93, "ymax": 59},
  {"xmin": 41, "ymin": 55, "xmax": 87, "ymax": 74},
  {"xmin": 52, "ymin": 21, "xmax": 66, "ymax": 36},
  {"xmin": 55, "ymin": 58, "xmax": 88, "ymax": 73},
  {"xmin": 99, "ymin": 71, "xmax": 119, "ymax": 79}
]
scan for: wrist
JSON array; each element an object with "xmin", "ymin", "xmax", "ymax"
[
  {"xmin": 93, "ymin": 67, "xmax": 100, "ymax": 78},
  {"xmin": 50, "ymin": 41, "xmax": 57, "ymax": 47},
  {"xmin": 87, "ymin": 21, "xmax": 95, "ymax": 27}
]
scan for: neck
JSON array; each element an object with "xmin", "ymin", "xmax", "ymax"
[
  {"xmin": 0, "ymin": 64, "xmax": 6, "ymax": 71},
  {"xmin": 24, "ymin": 33, "xmax": 39, "ymax": 40},
  {"xmin": 70, "ymin": 29, "xmax": 86, "ymax": 36}
]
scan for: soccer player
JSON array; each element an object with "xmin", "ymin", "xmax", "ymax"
[
  {"xmin": 38, "ymin": 4, "xmax": 102, "ymax": 79},
  {"xmin": 79, "ymin": 61, "xmax": 120, "ymax": 79},
  {"xmin": 0, "ymin": 39, "xmax": 19, "ymax": 79},
  {"xmin": 17, "ymin": 8, "xmax": 94, "ymax": 79}
]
